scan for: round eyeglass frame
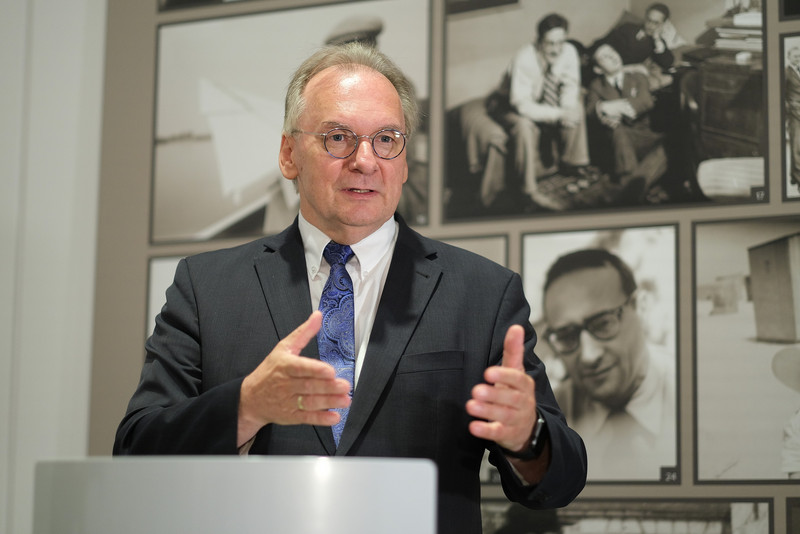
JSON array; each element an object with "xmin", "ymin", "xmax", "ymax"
[
  {"xmin": 544, "ymin": 294, "xmax": 634, "ymax": 355},
  {"xmin": 295, "ymin": 127, "xmax": 407, "ymax": 160}
]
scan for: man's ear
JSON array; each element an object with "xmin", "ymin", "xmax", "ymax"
[{"xmin": 278, "ymin": 133, "xmax": 298, "ymax": 180}]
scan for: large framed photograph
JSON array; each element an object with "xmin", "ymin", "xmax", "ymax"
[
  {"xmin": 444, "ymin": 0, "xmax": 767, "ymax": 220},
  {"xmin": 781, "ymin": 33, "xmax": 800, "ymax": 201},
  {"xmin": 480, "ymin": 498, "xmax": 771, "ymax": 534},
  {"xmin": 520, "ymin": 224, "xmax": 678, "ymax": 482},
  {"xmin": 694, "ymin": 215, "xmax": 800, "ymax": 482},
  {"xmin": 151, "ymin": 0, "xmax": 431, "ymax": 243}
]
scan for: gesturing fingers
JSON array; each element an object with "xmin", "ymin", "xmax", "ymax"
[
  {"xmin": 281, "ymin": 310, "xmax": 323, "ymax": 359},
  {"xmin": 238, "ymin": 311, "xmax": 350, "ymax": 437},
  {"xmin": 466, "ymin": 324, "xmax": 537, "ymax": 451}
]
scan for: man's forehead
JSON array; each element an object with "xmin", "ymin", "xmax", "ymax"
[
  {"xmin": 545, "ymin": 266, "xmax": 625, "ymax": 307},
  {"xmin": 595, "ymin": 44, "xmax": 616, "ymax": 58},
  {"xmin": 544, "ymin": 269, "xmax": 628, "ymax": 327},
  {"xmin": 541, "ymin": 27, "xmax": 566, "ymax": 43}
]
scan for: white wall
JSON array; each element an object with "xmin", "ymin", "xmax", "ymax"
[{"xmin": 0, "ymin": 0, "xmax": 106, "ymax": 532}]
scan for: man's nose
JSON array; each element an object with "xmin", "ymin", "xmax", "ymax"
[
  {"xmin": 352, "ymin": 138, "xmax": 379, "ymax": 170},
  {"xmin": 577, "ymin": 330, "xmax": 604, "ymax": 365}
]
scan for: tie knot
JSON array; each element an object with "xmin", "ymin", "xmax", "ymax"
[{"xmin": 323, "ymin": 241, "xmax": 354, "ymax": 267}]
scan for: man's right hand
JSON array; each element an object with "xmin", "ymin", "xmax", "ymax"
[
  {"xmin": 237, "ymin": 310, "xmax": 352, "ymax": 447},
  {"xmin": 560, "ymin": 105, "xmax": 583, "ymax": 128}
]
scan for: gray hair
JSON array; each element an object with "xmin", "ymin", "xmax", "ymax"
[{"xmin": 282, "ymin": 42, "xmax": 419, "ymax": 137}]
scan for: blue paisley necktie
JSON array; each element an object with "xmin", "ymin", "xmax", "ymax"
[{"xmin": 318, "ymin": 241, "xmax": 355, "ymax": 446}]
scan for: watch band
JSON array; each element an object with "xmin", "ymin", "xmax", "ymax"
[{"xmin": 501, "ymin": 410, "xmax": 548, "ymax": 461}]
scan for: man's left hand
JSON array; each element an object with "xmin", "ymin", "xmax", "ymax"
[{"xmin": 466, "ymin": 324, "xmax": 537, "ymax": 453}]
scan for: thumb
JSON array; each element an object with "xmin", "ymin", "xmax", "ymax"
[
  {"xmin": 283, "ymin": 310, "xmax": 322, "ymax": 355},
  {"xmin": 501, "ymin": 324, "xmax": 525, "ymax": 371}
]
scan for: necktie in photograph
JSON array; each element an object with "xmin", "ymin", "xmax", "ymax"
[
  {"xmin": 541, "ymin": 66, "xmax": 561, "ymax": 108},
  {"xmin": 318, "ymin": 241, "xmax": 355, "ymax": 446}
]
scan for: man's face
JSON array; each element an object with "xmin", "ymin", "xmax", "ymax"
[
  {"xmin": 643, "ymin": 9, "xmax": 666, "ymax": 37},
  {"xmin": 790, "ymin": 49, "xmax": 800, "ymax": 68},
  {"xmin": 278, "ymin": 65, "xmax": 408, "ymax": 244},
  {"xmin": 594, "ymin": 44, "xmax": 623, "ymax": 76},
  {"xmin": 543, "ymin": 265, "xmax": 646, "ymax": 408},
  {"xmin": 538, "ymin": 27, "xmax": 567, "ymax": 66}
]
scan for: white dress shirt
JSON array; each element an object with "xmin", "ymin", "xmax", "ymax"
[{"xmin": 298, "ymin": 212, "xmax": 398, "ymax": 387}]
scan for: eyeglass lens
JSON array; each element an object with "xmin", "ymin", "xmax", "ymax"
[
  {"xmin": 323, "ymin": 128, "xmax": 405, "ymax": 159},
  {"xmin": 547, "ymin": 306, "xmax": 624, "ymax": 354}
]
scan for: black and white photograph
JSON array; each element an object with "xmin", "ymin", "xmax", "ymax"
[
  {"xmin": 446, "ymin": 0, "xmax": 519, "ymax": 14},
  {"xmin": 782, "ymin": 0, "xmax": 800, "ymax": 19},
  {"xmin": 151, "ymin": 0, "xmax": 431, "ymax": 243},
  {"xmin": 789, "ymin": 498, "xmax": 800, "ymax": 533},
  {"xmin": 480, "ymin": 498, "xmax": 771, "ymax": 534},
  {"xmin": 444, "ymin": 0, "xmax": 767, "ymax": 220},
  {"xmin": 694, "ymin": 215, "xmax": 800, "ymax": 481},
  {"xmin": 781, "ymin": 33, "xmax": 800, "ymax": 201},
  {"xmin": 520, "ymin": 225, "xmax": 678, "ymax": 482},
  {"xmin": 158, "ymin": 0, "xmax": 251, "ymax": 11}
]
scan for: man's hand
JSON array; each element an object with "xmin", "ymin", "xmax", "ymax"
[
  {"xmin": 237, "ymin": 311, "xmax": 351, "ymax": 447},
  {"xmin": 466, "ymin": 324, "xmax": 537, "ymax": 453},
  {"xmin": 560, "ymin": 105, "xmax": 583, "ymax": 128}
]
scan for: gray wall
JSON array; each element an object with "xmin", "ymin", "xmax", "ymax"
[{"xmin": 1, "ymin": 1, "xmax": 105, "ymax": 532}]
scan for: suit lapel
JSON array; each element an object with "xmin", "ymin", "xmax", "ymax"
[
  {"xmin": 253, "ymin": 222, "xmax": 336, "ymax": 454},
  {"xmin": 253, "ymin": 222, "xmax": 316, "ymax": 350},
  {"xmin": 336, "ymin": 222, "xmax": 442, "ymax": 455}
]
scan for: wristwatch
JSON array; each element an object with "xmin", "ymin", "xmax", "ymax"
[{"xmin": 501, "ymin": 410, "xmax": 548, "ymax": 461}]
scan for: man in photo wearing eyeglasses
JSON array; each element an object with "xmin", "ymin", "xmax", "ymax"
[
  {"xmin": 541, "ymin": 248, "xmax": 675, "ymax": 481},
  {"xmin": 114, "ymin": 42, "xmax": 587, "ymax": 534}
]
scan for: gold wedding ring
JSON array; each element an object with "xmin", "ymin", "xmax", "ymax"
[{"xmin": 297, "ymin": 395, "xmax": 305, "ymax": 411}]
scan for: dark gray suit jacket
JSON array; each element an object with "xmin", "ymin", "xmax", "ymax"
[{"xmin": 114, "ymin": 216, "xmax": 586, "ymax": 534}]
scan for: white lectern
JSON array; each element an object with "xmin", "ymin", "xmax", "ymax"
[{"xmin": 33, "ymin": 456, "xmax": 437, "ymax": 534}]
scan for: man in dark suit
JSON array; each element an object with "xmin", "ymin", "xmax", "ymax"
[
  {"xmin": 113, "ymin": 42, "xmax": 586, "ymax": 534},
  {"xmin": 596, "ymin": 3, "xmax": 675, "ymax": 72},
  {"xmin": 586, "ymin": 42, "xmax": 666, "ymax": 200}
]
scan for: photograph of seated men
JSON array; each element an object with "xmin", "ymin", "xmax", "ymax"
[
  {"xmin": 485, "ymin": 13, "xmax": 594, "ymax": 213},
  {"xmin": 585, "ymin": 42, "xmax": 667, "ymax": 202},
  {"xmin": 444, "ymin": 1, "xmax": 765, "ymax": 219}
]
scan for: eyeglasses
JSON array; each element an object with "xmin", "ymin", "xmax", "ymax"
[
  {"xmin": 295, "ymin": 128, "xmax": 407, "ymax": 160},
  {"xmin": 544, "ymin": 295, "xmax": 633, "ymax": 355}
]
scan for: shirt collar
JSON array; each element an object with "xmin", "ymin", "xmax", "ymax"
[
  {"xmin": 605, "ymin": 72, "xmax": 624, "ymax": 89},
  {"xmin": 621, "ymin": 349, "xmax": 665, "ymax": 436},
  {"xmin": 298, "ymin": 212, "xmax": 397, "ymax": 278},
  {"xmin": 575, "ymin": 345, "xmax": 666, "ymax": 437}
]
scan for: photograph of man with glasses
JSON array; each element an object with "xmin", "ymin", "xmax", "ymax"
[{"xmin": 538, "ymin": 245, "xmax": 677, "ymax": 482}]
